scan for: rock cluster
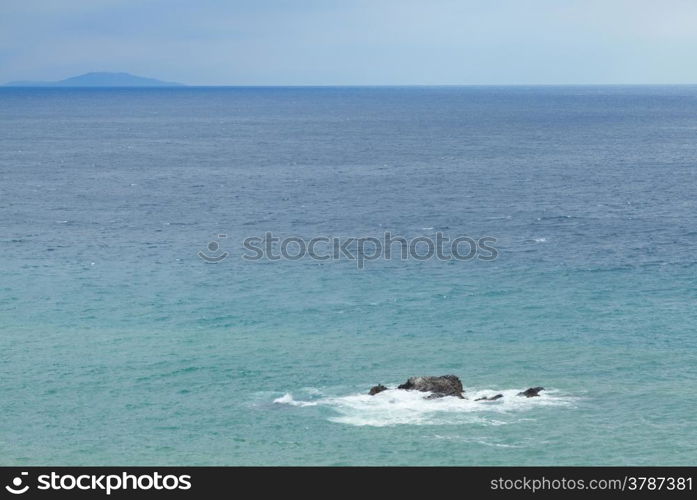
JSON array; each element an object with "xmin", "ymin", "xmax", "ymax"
[{"xmin": 368, "ymin": 376, "xmax": 544, "ymax": 401}]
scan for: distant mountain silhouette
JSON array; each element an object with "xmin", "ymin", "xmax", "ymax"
[{"xmin": 4, "ymin": 72, "xmax": 184, "ymax": 87}]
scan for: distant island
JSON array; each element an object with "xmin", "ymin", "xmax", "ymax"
[{"xmin": 4, "ymin": 72, "xmax": 184, "ymax": 87}]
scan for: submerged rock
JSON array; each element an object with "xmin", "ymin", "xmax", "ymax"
[
  {"xmin": 397, "ymin": 375, "xmax": 465, "ymax": 399},
  {"xmin": 475, "ymin": 393, "xmax": 503, "ymax": 401},
  {"xmin": 368, "ymin": 384, "xmax": 388, "ymax": 396},
  {"xmin": 517, "ymin": 387, "xmax": 544, "ymax": 398}
]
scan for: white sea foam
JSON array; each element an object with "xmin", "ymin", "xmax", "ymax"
[
  {"xmin": 272, "ymin": 387, "xmax": 575, "ymax": 427},
  {"xmin": 433, "ymin": 434, "xmax": 524, "ymax": 447},
  {"xmin": 273, "ymin": 393, "xmax": 318, "ymax": 407}
]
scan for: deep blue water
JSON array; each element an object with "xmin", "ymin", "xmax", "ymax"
[{"xmin": 1, "ymin": 86, "xmax": 696, "ymax": 464}]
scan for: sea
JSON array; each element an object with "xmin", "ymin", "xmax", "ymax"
[{"xmin": 1, "ymin": 86, "xmax": 695, "ymax": 465}]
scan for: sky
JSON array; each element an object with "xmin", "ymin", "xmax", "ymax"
[{"xmin": 2, "ymin": 0, "xmax": 697, "ymax": 85}]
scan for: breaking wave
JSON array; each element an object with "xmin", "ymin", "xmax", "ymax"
[{"xmin": 273, "ymin": 387, "xmax": 575, "ymax": 427}]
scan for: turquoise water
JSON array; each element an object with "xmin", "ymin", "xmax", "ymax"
[{"xmin": 1, "ymin": 86, "xmax": 696, "ymax": 465}]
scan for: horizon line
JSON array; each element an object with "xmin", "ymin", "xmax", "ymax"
[{"xmin": 4, "ymin": 82, "xmax": 697, "ymax": 88}]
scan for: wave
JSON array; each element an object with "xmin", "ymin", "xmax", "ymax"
[
  {"xmin": 273, "ymin": 393, "xmax": 318, "ymax": 407},
  {"xmin": 272, "ymin": 387, "xmax": 575, "ymax": 427}
]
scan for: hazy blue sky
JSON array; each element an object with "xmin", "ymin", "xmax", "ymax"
[{"xmin": 2, "ymin": 0, "xmax": 697, "ymax": 85}]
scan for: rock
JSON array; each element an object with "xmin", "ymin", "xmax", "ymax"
[
  {"xmin": 475, "ymin": 393, "xmax": 503, "ymax": 401},
  {"xmin": 397, "ymin": 375, "xmax": 465, "ymax": 399},
  {"xmin": 517, "ymin": 387, "xmax": 544, "ymax": 398},
  {"xmin": 368, "ymin": 384, "xmax": 387, "ymax": 396}
]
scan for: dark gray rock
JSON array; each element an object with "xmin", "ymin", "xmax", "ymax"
[
  {"xmin": 517, "ymin": 387, "xmax": 544, "ymax": 398},
  {"xmin": 397, "ymin": 375, "xmax": 465, "ymax": 399},
  {"xmin": 368, "ymin": 384, "xmax": 388, "ymax": 396},
  {"xmin": 475, "ymin": 393, "xmax": 503, "ymax": 401}
]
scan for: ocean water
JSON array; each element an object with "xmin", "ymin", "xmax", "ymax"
[{"xmin": 1, "ymin": 86, "xmax": 696, "ymax": 465}]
